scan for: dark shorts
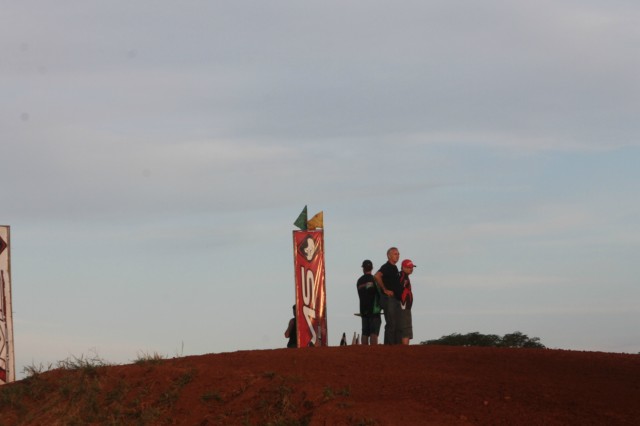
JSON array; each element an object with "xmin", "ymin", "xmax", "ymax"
[
  {"xmin": 397, "ymin": 308, "xmax": 413, "ymax": 339},
  {"xmin": 361, "ymin": 314, "xmax": 382, "ymax": 336}
]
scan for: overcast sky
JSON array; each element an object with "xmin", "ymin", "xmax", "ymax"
[{"xmin": 2, "ymin": 1, "xmax": 639, "ymax": 376}]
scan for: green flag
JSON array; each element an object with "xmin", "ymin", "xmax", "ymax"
[{"xmin": 293, "ymin": 205, "xmax": 308, "ymax": 230}]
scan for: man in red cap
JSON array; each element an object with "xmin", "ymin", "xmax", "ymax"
[{"xmin": 398, "ymin": 259, "xmax": 416, "ymax": 345}]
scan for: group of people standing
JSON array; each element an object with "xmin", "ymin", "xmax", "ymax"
[
  {"xmin": 284, "ymin": 246, "xmax": 415, "ymax": 348},
  {"xmin": 357, "ymin": 247, "xmax": 415, "ymax": 345}
]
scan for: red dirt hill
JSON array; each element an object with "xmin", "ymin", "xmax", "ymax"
[{"xmin": 1, "ymin": 345, "xmax": 639, "ymax": 425}]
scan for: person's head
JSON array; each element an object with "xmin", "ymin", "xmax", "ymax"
[
  {"xmin": 361, "ymin": 259, "xmax": 373, "ymax": 273},
  {"xmin": 292, "ymin": 304, "xmax": 296, "ymax": 316},
  {"xmin": 387, "ymin": 247, "xmax": 400, "ymax": 264},
  {"xmin": 401, "ymin": 259, "xmax": 416, "ymax": 275}
]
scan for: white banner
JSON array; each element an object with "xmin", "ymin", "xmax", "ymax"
[{"xmin": 0, "ymin": 226, "xmax": 15, "ymax": 383}]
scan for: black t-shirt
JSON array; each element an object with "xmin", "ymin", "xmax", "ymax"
[
  {"xmin": 287, "ymin": 318, "xmax": 297, "ymax": 348},
  {"xmin": 356, "ymin": 273, "xmax": 378, "ymax": 316},
  {"xmin": 378, "ymin": 261, "xmax": 401, "ymax": 300}
]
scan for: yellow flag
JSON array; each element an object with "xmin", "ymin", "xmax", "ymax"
[{"xmin": 307, "ymin": 211, "xmax": 324, "ymax": 230}]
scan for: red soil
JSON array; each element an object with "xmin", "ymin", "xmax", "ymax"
[{"xmin": 2, "ymin": 345, "xmax": 640, "ymax": 425}]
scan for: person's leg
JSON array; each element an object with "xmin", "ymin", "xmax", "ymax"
[
  {"xmin": 363, "ymin": 317, "xmax": 372, "ymax": 345},
  {"xmin": 380, "ymin": 294, "xmax": 392, "ymax": 345},
  {"xmin": 405, "ymin": 310, "xmax": 413, "ymax": 344},
  {"xmin": 395, "ymin": 299, "xmax": 405, "ymax": 344},
  {"xmin": 370, "ymin": 315, "xmax": 381, "ymax": 345},
  {"xmin": 400, "ymin": 310, "xmax": 412, "ymax": 345},
  {"xmin": 361, "ymin": 317, "xmax": 369, "ymax": 345},
  {"xmin": 384, "ymin": 297, "xmax": 399, "ymax": 345}
]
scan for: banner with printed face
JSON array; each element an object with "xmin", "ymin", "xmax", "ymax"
[
  {"xmin": 292, "ymin": 230, "xmax": 327, "ymax": 347},
  {"xmin": 0, "ymin": 226, "xmax": 15, "ymax": 384}
]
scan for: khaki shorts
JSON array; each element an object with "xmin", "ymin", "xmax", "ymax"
[{"xmin": 397, "ymin": 308, "xmax": 413, "ymax": 339}]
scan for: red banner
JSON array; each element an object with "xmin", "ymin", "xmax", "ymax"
[{"xmin": 292, "ymin": 230, "xmax": 328, "ymax": 347}]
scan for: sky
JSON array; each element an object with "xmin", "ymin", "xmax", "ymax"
[{"xmin": 2, "ymin": 1, "xmax": 639, "ymax": 377}]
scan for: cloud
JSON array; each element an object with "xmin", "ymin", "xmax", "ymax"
[
  {"xmin": 465, "ymin": 204, "xmax": 593, "ymax": 239},
  {"xmin": 423, "ymin": 304, "xmax": 640, "ymax": 317},
  {"xmin": 6, "ymin": 1, "xmax": 639, "ymax": 149},
  {"xmin": 426, "ymin": 273, "xmax": 570, "ymax": 290}
]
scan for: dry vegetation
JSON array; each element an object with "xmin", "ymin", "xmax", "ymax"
[{"xmin": 1, "ymin": 345, "xmax": 639, "ymax": 425}]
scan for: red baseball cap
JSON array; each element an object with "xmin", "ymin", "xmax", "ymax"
[{"xmin": 401, "ymin": 259, "xmax": 416, "ymax": 268}]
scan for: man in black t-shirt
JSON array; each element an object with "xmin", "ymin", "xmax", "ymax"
[
  {"xmin": 356, "ymin": 259, "xmax": 381, "ymax": 345},
  {"xmin": 374, "ymin": 247, "xmax": 401, "ymax": 345}
]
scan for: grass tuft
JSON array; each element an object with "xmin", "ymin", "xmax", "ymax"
[{"xmin": 133, "ymin": 351, "xmax": 167, "ymax": 365}]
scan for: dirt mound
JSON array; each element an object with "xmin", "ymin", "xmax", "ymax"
[{"xmin": 1, "ymin": 345, "xmax": 639, "ymax": 425}]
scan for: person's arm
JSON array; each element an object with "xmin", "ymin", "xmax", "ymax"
[
  {"xmin": 284, "ymin": 318, "xmax": 295, "ymax": 338},
  {"xmin": 374, "ymin": 271, "xmax": 394, "ymax": 297}
]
